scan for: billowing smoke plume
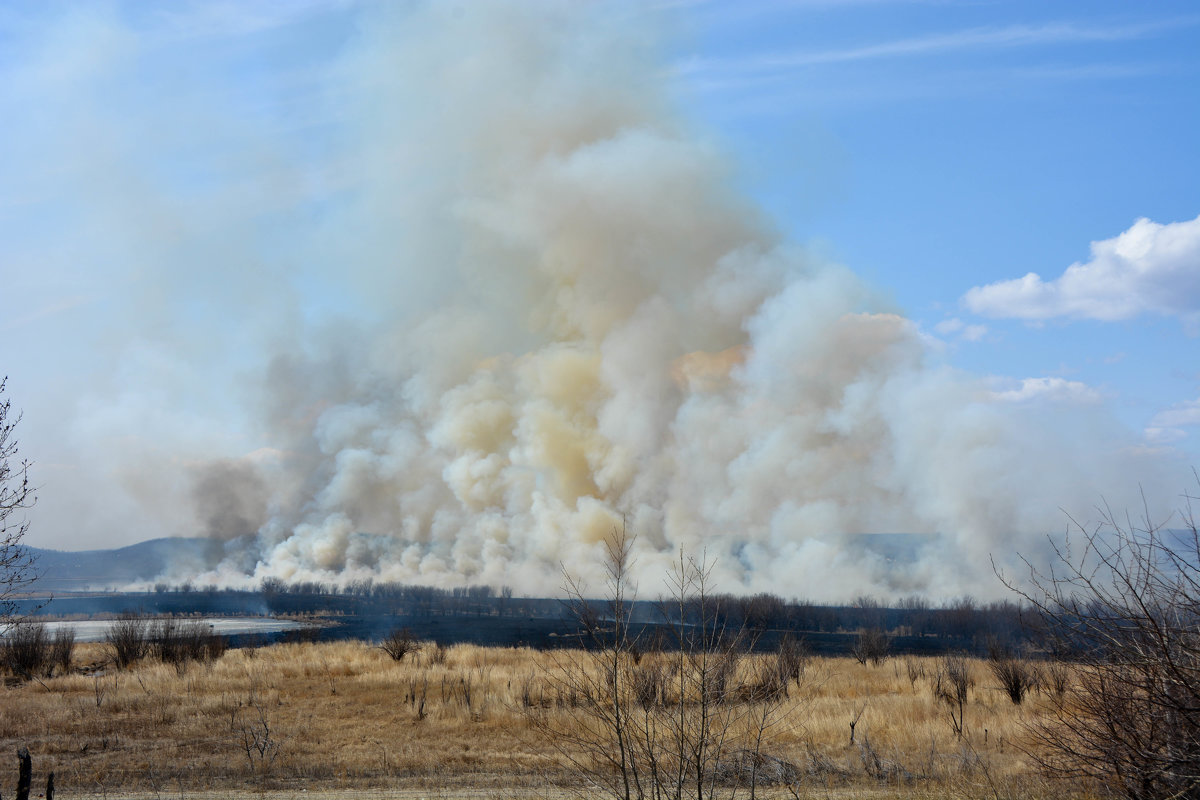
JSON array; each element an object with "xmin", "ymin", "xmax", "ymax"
[
  {"xmin": 5, "ymin": 3, "xmax": 1177, "ymax": 600},
  {"xmin": 176, "ymin": 3, "xmax": 1168, "ymax": 600}
]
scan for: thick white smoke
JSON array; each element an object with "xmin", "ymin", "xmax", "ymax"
[
  {"xmin": 181, "ymin": 3, "xmax": 1171, "ymax": 601},
  {"xmin": 3, "ymin": 3, "xmax": 1178, "ymax": 601}
]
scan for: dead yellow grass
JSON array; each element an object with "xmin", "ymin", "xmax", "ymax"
[{"xmin": 0, "ymin": 640, "xmax": 1088, "ymax": 798}]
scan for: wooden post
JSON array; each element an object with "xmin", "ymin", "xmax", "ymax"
[{"xmin": 16, "ymin": 747, "xmax": 31, "ymax": 800}]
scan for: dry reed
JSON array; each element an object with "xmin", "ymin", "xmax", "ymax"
[{"xmin": 0, "ymin": 640, "xmax": 1088, "ymax": 798}]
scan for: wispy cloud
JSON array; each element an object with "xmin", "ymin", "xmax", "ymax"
[
  {"xmin": 675, "ymin": 16, "xmax": 1199, "ymax": 86},
  {"xmin": 1, "ymin": 294, "xmax": 95, "ymax": 332},
  {"xmin": 147, "ymin": 0, "xmax": 351, "ymax": 42}
]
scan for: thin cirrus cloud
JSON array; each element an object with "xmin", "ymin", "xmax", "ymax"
[
  {"xmin": 674, "ymin": 16, "xmax": 1199, "ymax": 88},
  {"xmin": 0, "ymin": 294, "xmax": 95, "ymax": 333},
  {"xmin": 963, "ymin": 214, "xmax": 1200, "ymax": 331}
]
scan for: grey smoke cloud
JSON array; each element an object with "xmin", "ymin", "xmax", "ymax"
[
  {"xmin": 190, "ymin": 459, "xmax": 268, "ymax": 542},
  {"xmin": 1, "ymin": 2, "xmax": 1180, "ymax": 600}
]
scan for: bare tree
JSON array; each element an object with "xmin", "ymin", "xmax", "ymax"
[
  {"xmin": 535, "ymin": 530, "xmax": 801, "ymax": 800},
  {"xmin": 542, "ymin": 526, "xmax": 642, "ymax": 800},
  {"xmin": 932, "ymin": 654, "xmax": 972, "ymax": 739},
  {"xmin": 850, "ymin": 627, "xmax": 890, "ymax": 666},
  {"xmin": 998, "ymin": 479, "xmax": 1200, "ymax": 800},
  {"xmin": 1, "ymin": 377, "xmax": 37, "ymax": 631}
]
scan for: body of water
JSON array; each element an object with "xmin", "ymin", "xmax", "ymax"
[{"xmin": 2, "ymin": 617, "xmax": 312, "ymax": 643}]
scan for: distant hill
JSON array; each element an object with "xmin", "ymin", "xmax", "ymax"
[
  {"xmin": 24, "ymin": 537, "xmax": 226, "ymax": 592},
  {"xmin": 19, "ymin": 532, "xmax": 935, "ymax": 594}
]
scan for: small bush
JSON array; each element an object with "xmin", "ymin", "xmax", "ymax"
[
  {"xmin": 2, "ymin": 622, "xmax": 50, "ymax": 678},
  {"xmin": 151, "ymin": 618, "xmax": 225, "ymax": 667},
  {"xmin": 380, "ymin": 627, "xmax": 418, "ymax": 661},
  {"xmin": 776, "ymin": 633, "xmax": 808, "ymax": 683},
  {"xmin": 50, "ymin": 627, "xmax": 75, "ymax": 674},
  {"xmin": 989, "ymin": 656, "xmax": 1036, "ymax": 705},
  {"xmin": 107, "ymin": 615, "xmax": 149, "ymax": 669},
  {"xmin": 852, "ymin": 627, "xmax": 891, "ymax": 666},
  {"xmin": 904, "ymin": 657, "xmax": 926, "ymax": 688},
  {"xmin": 632, "ymin": 663, "xmax": 663, "ymax": 708},
  {"xmin": 1047, "ymin": 661, "xmax": 1069, "ymax": 699}
]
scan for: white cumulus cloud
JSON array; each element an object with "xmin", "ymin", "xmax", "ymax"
[{"xmin": 963, "ymin": 215, "xmax": 1200, "ymax": 330}]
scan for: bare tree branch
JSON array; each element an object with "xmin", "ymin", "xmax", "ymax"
[
  {"xmin": 1, "ymin": 377, "xmax": 38, "ymax": 631},
  {"xmin": 997, "ymin": 475, "xmax": 1200, "ymax": 800}
]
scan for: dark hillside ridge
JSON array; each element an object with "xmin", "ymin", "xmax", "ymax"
[{"xmin": 25, "ymin": 537, "xmax": 224, "ymax": 591}]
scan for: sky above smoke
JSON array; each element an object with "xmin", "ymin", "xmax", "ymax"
[{"xmin": 1, "ymin": 2, "xmax": 1198, "ymax": 601}]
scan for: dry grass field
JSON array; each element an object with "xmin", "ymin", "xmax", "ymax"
[{"xmin": 0, "ymin": 637, "xmax": 1094, "ymax": 799}]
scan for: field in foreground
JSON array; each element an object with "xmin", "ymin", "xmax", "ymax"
[{"xmin": 0, "ymin": 639, "xmax": 1089, "ymax": 799}]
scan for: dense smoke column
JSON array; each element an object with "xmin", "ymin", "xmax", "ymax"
[{"xmin": 175, "ymin": 3, "xmax": 1164, "ymax": 601}]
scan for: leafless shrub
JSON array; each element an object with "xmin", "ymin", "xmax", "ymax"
[
  {"xmin": 776, "ymin": 634, "xmax": 807, "ymax": 686},
  {"xmin": 518, "ymin": 670, "xmax": 542, "ymax": 709},
  {"xmin": 1, "ymin": 620, "xmax": 73, "ymax": 680},
  {"xmin": 380, "ymin": 627, "xmax": 417, "ymax": 661},
  {"xmin": 92, "ymin": 673, "xmax": 110, "ymax": 707},
  {"xmin": 933, "ymin": 655, "xmax": 972, "ymax": 739},
  {"xmin": 987, "ymin": 646, "xmax": 1035, "ymax": 705},
  {"xmin": 744, "ymin": 659, "xmax": 787, "ymax": 704},
  {"xmin": 50, "ymin": 626, "xmax": 74, "ymax": 674},
  {"xmin": 1043, "ymin": 660, "xmax": 1070, "ymax": 700},
  {"xmin": 535, "ymin": 530, "xmax": 800, "ymax": 800},
  {"xmin": 904, "ymin": 657, "xmax": 926, "ymax": 688},
  {"xmin": 206, "ymin": 628, "xmax": 229, "ymax": 661},
  {"xmin": 2, "ymin": 620, "xmax": 49, "ymax": 678},
  {"xmin": 235, "ymin": 688, "xmax": 282, "ymax": 789},
  {"xmin": 106, "ymin": 615, "xmax": 149, "ymax": 669},
  {"xmin": 705, "ymin": 648, "xmax": 741, "ymax": 705},
  {"xmin": 151, "ymin": 619, "xmax": 224, "ymax": 668},
  {"xmin": 990, "ymin": 657, "xmax": 1035, "ymax": 705},
  {"xmin": 997, "ymin": 479, "xmax": 1200, "ymax": 800},
  {"xmin": 852, "ymin": 627, "xmax": 891, "ymax": 666},
  {"xmin": 631, "ymin": 662, "xmax": 662, "ymax": 709}
]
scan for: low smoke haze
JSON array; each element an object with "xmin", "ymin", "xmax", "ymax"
[{"xmin": 2, "ymin": 2, "xmax": 1197, "ymax": 601}]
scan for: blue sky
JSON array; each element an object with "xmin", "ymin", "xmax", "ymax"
[
  {"xmin": 0, "ymin": 1, "xmax": 1197, "ymax": 597},
  {"xmin": 673, "ymin": 1, "xmax": 1200, "ymax": 440}
]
